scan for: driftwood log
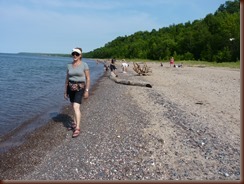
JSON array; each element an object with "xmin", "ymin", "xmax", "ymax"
[
  {"xmin": 133, "ymin": 62, "xmax": 152, "ymax": 75},
  {"xmin": 109, "ymin": 76, "xmax": 152, "ymax": 88}
]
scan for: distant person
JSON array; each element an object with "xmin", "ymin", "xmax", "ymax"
[
  {"xmin": 161, "ymin": 62, "xmax": 163, "ymax": 67},
  {"xmin": 110, "ymin": 58, "xmax": 118, "ymax": 77},
  {"xmin": 170, "ymin": 57, "xmax": 174, "ymax": 67},
  {"xmin": 64, "ymin": 47, "xmax": 90, "ymax": 138},
  {"xmin": 174, "ymin": 63, "xmax": 183, "ymax": 68},
  {"xmin": 104, "ymin": 64, "xmax": 109, "ymax": 71},
  {"xmin": 121, "ymin": 62, "xmax": 129, "ymax": 73},
  {"xmin": 103, "ymin": 60, "xmax": 109, "ymax": 71}
]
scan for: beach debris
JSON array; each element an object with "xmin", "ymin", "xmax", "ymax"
[
  {"xmin": 109, "ymin": 76, "xmax": 152, "ymax": 88},
  {"xmin": 133, "ymin": 62, "xmax": 152, "ymax": 75},
  {"xmin": 195, "ymin": 101, "xmax": 203, "ymax": 105}
]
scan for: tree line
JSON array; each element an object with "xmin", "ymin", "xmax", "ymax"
[{"xmin": 83, "ymin": 0, "xmax": 240, "ymax": 62}]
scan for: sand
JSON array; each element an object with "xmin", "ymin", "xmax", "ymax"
[{"xmin": 0, "ymin": 62, "xmax": 241, "ymax": 180}]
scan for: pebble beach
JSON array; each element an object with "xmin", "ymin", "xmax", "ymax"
[{"xmin": 0, "ymin": 61, "xmax": 241, "ymax": 181}]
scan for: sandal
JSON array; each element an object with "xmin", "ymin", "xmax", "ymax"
[
  {"xmin": 67, "ymin": 122, "xmax": 76, "ymax": 131},
  {"xmin": 72, "ymin": 128, "xmax": 80, "ymax": 138}
]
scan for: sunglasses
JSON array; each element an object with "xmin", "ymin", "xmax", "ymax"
[{"xmin": 72, "ymin": 52, "xmax": 80, "ymax": 56}]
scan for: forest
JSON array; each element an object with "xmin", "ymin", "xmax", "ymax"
[{"xmin": 83, "ymin": 0, "xmax": 240, "ymax": 63}]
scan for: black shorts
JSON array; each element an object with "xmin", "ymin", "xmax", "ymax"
[
  {"xmin": 67, "ymin": 82, "xmax": 85, "ymax": 104},
  {"xmin": 68, "ymin": 88, "xmax": 85, "ymax": 104}
]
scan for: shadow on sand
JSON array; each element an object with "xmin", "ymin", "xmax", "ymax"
[{"xmin": 52, "ymin": 113, "xmax": 73, "ymax": 129}]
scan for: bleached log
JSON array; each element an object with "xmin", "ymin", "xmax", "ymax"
[
  {"xmin": 109, "ymin": 76, "xmax": 152, "ymax": 88},
  {"xmin": 133, "ymin": 62, "xmax": 152, "ymax": 75}
]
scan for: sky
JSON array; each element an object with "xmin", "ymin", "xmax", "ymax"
[{"xmin": 0, "ymin": 0, "xmax": 229, "ymax": 54}]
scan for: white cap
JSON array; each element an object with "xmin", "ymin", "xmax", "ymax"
[{"xmin": 72, "ymin": 48, "xmax": 82, "ymax": 54}]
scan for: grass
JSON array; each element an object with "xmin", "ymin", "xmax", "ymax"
[{"xmin": 176, "ymin": 60, "xmax": 240, "ymax": 69}]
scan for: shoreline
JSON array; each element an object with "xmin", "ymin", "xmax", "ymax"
[
  {"xmin": 0, "ymin": 60, "xmax": 105, "ymax": 154},
  {"xmin": 0, "ymin": 63, "xmax": 240, "ymax": 180},
  {"xmin": 0, "ymin": 70, "xmax": 108, "ymax": 179}
]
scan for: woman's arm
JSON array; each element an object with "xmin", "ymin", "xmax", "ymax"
[
  {"xmin": 83, "ymin": 69, "xmax": 90, "ymax": 99},
  {"xmin": 64, "ymin": 70, "xmax": 69, "ymax": 99}
]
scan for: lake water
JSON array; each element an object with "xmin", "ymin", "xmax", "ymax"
[{"xmin": 0, "ymin": 53, "xmax": 104, "ymax": 151}]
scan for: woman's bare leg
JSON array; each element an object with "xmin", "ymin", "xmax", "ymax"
[{"xmin": 72, "ymin": 102, "xmax": 81, "ymax": 128}]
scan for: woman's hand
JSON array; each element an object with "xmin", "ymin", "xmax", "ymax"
[
  {"xmin": 64, "ymin": 93, "xmax": 69, "ymax": 100},
  {"xmin": 83, "ymin": 91, "xmax": 89, "ymax": 99}
]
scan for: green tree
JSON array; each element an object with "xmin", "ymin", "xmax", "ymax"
[{"xmin": 83, "ymin": 0, "xmax": 240, "ymax": 62}]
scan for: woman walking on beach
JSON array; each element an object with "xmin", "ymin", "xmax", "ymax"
[{"xmin": 64, "ymin": 48, "xmax": 90, "ymax": 138}]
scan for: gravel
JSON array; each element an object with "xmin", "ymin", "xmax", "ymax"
[{"xmin": 0, "ymin": 63, "xmax": 241, "ymax": 181}]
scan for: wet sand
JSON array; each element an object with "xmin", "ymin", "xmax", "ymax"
[{"xmin": 0, "ymin": 62, "xmax": 241, "ymax": 180}]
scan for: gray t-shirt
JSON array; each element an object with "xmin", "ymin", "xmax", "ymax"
[{"xmin": 67, "ymin": 62, "xmax": 89, "ymax": 82}]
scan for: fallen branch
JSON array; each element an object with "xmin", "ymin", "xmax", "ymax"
[
  {"xmin": 133, "ymin": 62, "xmax": 152, "ymax": 76},
  {"xmin": 109, "ymin": 76, "xmax": 152, "ymax": 88}
]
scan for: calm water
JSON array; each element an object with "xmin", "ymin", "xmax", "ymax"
[{"xmin": 0, "ymin": 53, "xmax": 104, "ymax": 150}]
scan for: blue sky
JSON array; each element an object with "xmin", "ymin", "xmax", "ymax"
[{"xmin": 0, "ymin": 0, "xmax": 228, "ymax": 54}]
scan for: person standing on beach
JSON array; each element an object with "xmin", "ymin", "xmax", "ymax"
[
  {"xmin": 121, "ymin": 62, "xmax": 129, "ymax": 73},
  {"xmin": 64, "ymin": 47, "xmax": 90, "ymax": 138},
  {"xmin": 170, "ymin": 57, "xmax": 174, "ymax": 67},
  {"xmin": 110, "ymin": 58, "xmax": 118, "ymax": 77}
]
